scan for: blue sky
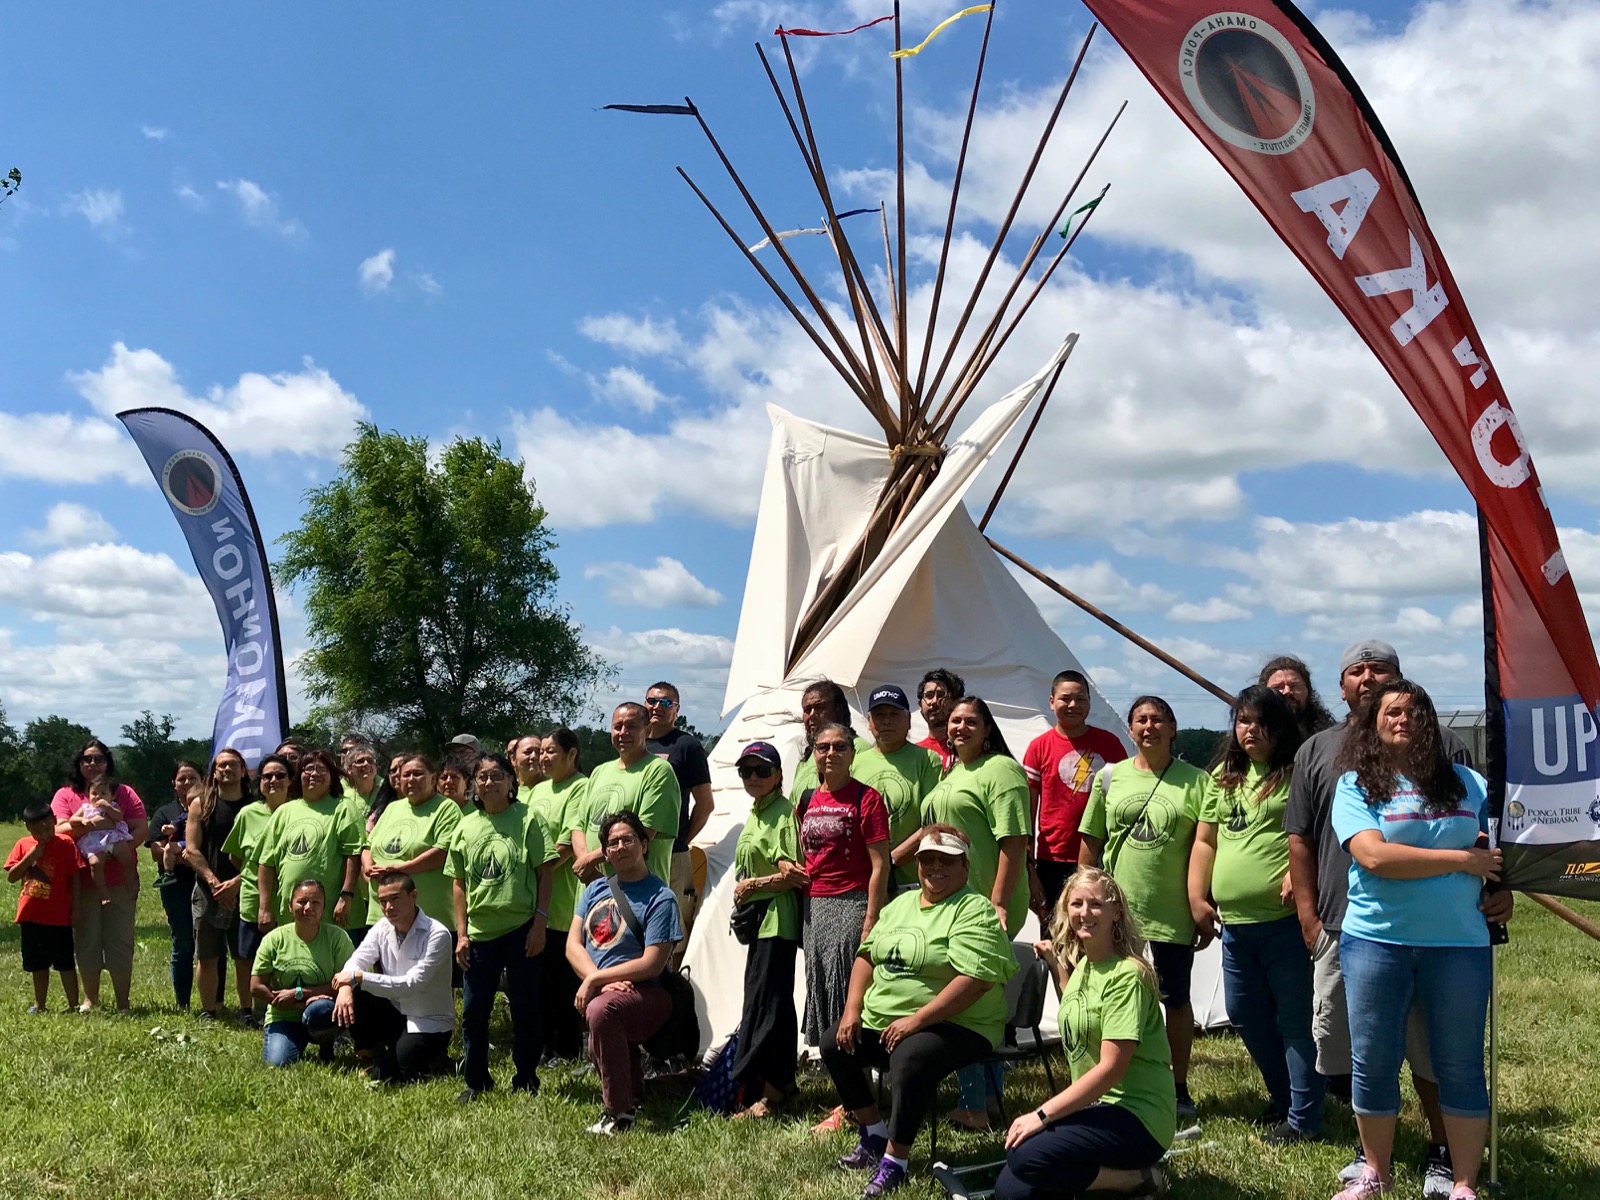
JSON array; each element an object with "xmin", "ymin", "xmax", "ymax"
[{"xmin": 4, "ymin": 0, "xmax": 1599, "ymax": 742}]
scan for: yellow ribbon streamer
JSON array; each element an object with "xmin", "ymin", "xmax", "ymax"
[{"xmin": 889, "ymin": 4, "xmax": 992, "ymax": 59}]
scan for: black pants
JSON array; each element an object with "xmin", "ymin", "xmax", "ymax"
[
  {"xmin": 994, "ymin": 1103, "xmax": 1165, "ymax": 1199},
  {"xmin": 461, "ymin": 920, "xmax": 542, "ymax": 1092},
  {"xmin": 350, "ymin": 989, "xmax": 451, "ymax": 1084},
  {"xmin": 538, "ymin": 930, "xmax": 583, "ymax": 1061},
  {"xmin": 820, "ymin": 1019, "xmax": 991, "ymax": 1145},
  {"xmin": 1035, "ymin": 861, "xmax": 1077, "ymax": 913},
  {"xmin": 732, "ymin": 935, "xmax": 799, "ymax": 1096}
]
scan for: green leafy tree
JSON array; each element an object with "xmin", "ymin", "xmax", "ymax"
[
  {"xmin": 1175, "ymin": 727, "xmax": 1226, "ymax": 766},
  {"xmin": 116, "ymin": 710, "xmax": 181, "ymax": 802},
  {"xmin": 279, "ymin": 425, "xmax": 611, "ymax": 753},
  {"xmin": 0, "ymin": 702, "xmax": 30, "ymax": 819},
  {"xmin": 21, "ymin": 715, "xmax": 96, "ymax": 800}
]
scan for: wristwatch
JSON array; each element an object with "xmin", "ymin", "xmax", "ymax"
[
  {"xmin": 1035, "ymin": 1106, "xmax": 1050, "ymax": 1128},
  {"xmin": 339, "ymin": 889, "xmax": 355, "ymax": 898}
]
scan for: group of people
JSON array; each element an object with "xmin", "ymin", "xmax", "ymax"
[{"xmin": 6, "ymin": 644, "xmax": 1506, "ymax": 1200}]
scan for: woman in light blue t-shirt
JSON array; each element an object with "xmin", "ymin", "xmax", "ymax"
[{"xmin": 1330, "ymin": 681, "xmax": 1501, "ymax": 1200}]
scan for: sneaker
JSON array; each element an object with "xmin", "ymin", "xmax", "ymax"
[
  {"xmin": 1448, "ymin": 1189, "xmax": 1478, "ymax": 1200},
  {"xmin": 586, "ymin": 1110, "xmax": 635, "ymax": 1135},
  {"xmin": 77, "ymin": 1001, "xmax": 95, "ymax": 1015},
  {"xmin": 1174, "ymin": 1086, "xmax": 1198, "ymax": 1120},
  {"xmin": 26, "ymin": 1004, "xmax": 45, "ymax": 1015},
  {"xmin": 239, "ymin": 1012, "xmax": 262, "ymax": 1030},
  {"xmin": 1263, "ymin": 1120, "xmax": 1317, "ymax": 1146},
  {"xmin": 1332, "ymin": 1166, "xmax": 1394, "ymax": 1200},
  {"xmin": 457, "ymin": 1087, "xmax": 488, "ymax": 1103},
  {"xmin": 1133, "ymin": 1165, "xmax": 1170, "ymax": 1198},
  {"xmin": 1422, "ymin": 1145, "xmax": 1454, "ymax": 1200},
  {"xmin": 153, "ymin": 871, "xmax": 177, "ymax": 888},
  {"xmin": 811, "ymin": 1104, "xmax": 849, "ymax": 1135},
  {"xmin": 197, "ymin": 1009, "xmax": 219, "ymax": 1022},
  {"xmin": 1251, "ymin": 1103, "xmax": 1288, "ymax": 1128},
  {"xmin": 837, "ymin": 1131, "xmax": 888, "ymax": 1171},
  {"xmin": 1338, "ymin": 1147, "xmax": 1368, "ymax": 1184},
  {"xmin": 862, "ymin": 1158, "xmax": 907, "ymax": 1198}
]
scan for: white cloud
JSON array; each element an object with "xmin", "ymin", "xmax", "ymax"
[
  {"xmin": 585, "ymin": 557, "xmax": 725, "ymax": 608},
  {"xmin": 1169, "ymin": 597, "xmax": 1252, "ymax": 624},
  {"xmin": 591, "ymin": 366, "xmax": 670, "ymax": 413},
  {"xmin": 174, "ymin": 183, "xmax": 208, "ymax": 211},
  {"xmin": 584, "ymin": 625, "xmax": 736, "ymax": 725},
  {"xmin": 0, "ymin": 412, "xmax": 146, "ymax": 484},
  {"xmin": 25, "ymin": 504, "xmax": 118, "ymax": 548},
  {"xmin": 578, "ymin": 313, "xmax": 685, "ymax": 358},
  {"xmin": 359, "ymin": 248, "xmax": 396, "ymax": 294},
  {"xmin": 412, "ymin": 272, "xmax": 442, "ymax": 297},
  {"xmin": 61, "ymin": 189, "xmax": 126, "ymax": 238},
  {"xmin": 69, "ymin": 342, "xmax": 367, "ymax": 458},
  {"xmin": 140, "ymin": 125, "xmax": 169, "ymax": 142},
  {"xmin": 0, "ymin": 544, "xmax": 211, "ymax": 625},
  {"xmin": 215, "ymin": 179, "xmax": 305, "ymax": 239}
]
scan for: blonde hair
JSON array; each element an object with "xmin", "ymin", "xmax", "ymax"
[{"xmin": 1048, "ymin": 867, "xmax": 1159, "ymax": 993}]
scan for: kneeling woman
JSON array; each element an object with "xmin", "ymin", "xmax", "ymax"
[
  {"xmin": 995, "ymin": 868, "xmax": 1174, "ymax": 1200},
  {"xmin": 568, "ymin": 810, "xmax": 683, "ymax": 1136},
  {"xmin": 250, "ymin": 878, "xmax": 354, "ymax": 1066},
  {"xmin": 823, "ymin": 826, "xmax": 1017, "ymax": 1199}
]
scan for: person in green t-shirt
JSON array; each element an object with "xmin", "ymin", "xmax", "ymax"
[
  {"xmin": 446, "ymin": 752, "xmax": 554, "ymax": 1100},
  {"xmin": 728, "ymin": 741, "xmax": 807, "ymax": 1120},
  {"xmin": 527, "ymin": 728, "xmax": 590, "ymax": 1062},
  {"xmin": 256, "ymin": 750, "xmax": 363, "ymax": 931},
  {"xmin": 855, "ymin": 684, "xmax": 944, "ymax": 891},
  {"xmin": 994, "ymin": 866, "xmax": 1174, "ymax": 1199},
  {"xmin": 1187, "ymin": 685, "xmax": 1321, "ymax": 1141},
  {"xmin": 821, "ymin": 825, "xmax": 1018, "ymax": 1196},
  {"xmin": 787, "ymin": 679, "xmax": 872, "ymax": 804},
  {"xmin": 337, "ymin": 742, "xmax": 384, "ymax": 943},
  {"xmin": 1079, "ymin": 695, "xmax": 1209, "ymax": 1119},
  {"xmin": 250, "ymin": 878, "xmax": 354, "ymax": 1067},
  {"xmin": 220, "ymin": 755, "xmax": 293, "ymax": 1022},
  {"xmin": 571, "ymin": 703, "xmax": 679, "ymax": 883},
  {"xmin": 362, "ymin": 754, "xmax": 462, "ymax": 930}
]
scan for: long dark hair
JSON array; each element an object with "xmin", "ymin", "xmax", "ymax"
[
  {"xmin": 951, "ymin": 695, "xmax": 1013, "ymax": 760},
  {"xmin": 543, "ymin": 727, "xmax": 584, "ymax": 775},
  {"xmin": 289, "ymin": 748, "xmax": 345, "ymax": 800},
  {"xmin": 193, "ymin": 747, "xmax": 256, "ymax": 825},
  {"xmin": 1258, "ymin": 654, "xmax": 1337, "ymax": 740},
  {"xmin": 1211, "ymin": 685, "xmax": 1301, "ymax": 799},
  {"xmin": 799, "ymin": 679, "xmax": 854, "ymax": 760},
  {"xmin": 68, "ymin": 739, "xmax": 116, "ymax": 791},
  {"xmin": 1337, "ymin": 679, "xmax": 1465, "ymax": 814}
]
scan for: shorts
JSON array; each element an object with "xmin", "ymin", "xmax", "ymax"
[
  {"xmin": 192, "ymin": 884, "xmax": 245, "ymax": 961},
  {"xmin": 1311, "ymin": 928, "xmax": 1434, "ymax": 1081},
  {"xmin": 237, "ymin": 920, "xmax": 264, "ymax": 961},
  {"xmin": 20, "ymin": 922, "xmax": 75, "ymax": 973},
  {"xmin": 669, "ymin": 850, "xmax": 701, "ymax": 950},
  {"xmin": 1148, "ymin": 940, "xmax": 1194, "ymax": 1009}
]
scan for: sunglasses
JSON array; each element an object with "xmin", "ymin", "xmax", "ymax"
[
  {"xmin": 80, "ymin": 754, "xmax": 107, "ymax": 764},
  {"xmin": 643, "ymin": 696, "xmax": 675, "ymax": 708},
  {"xmin": 738, "ymin": 763, "xmax": 776, "ymax": 780},
  {"xmin": 259, "ymin": 771, "xmax": 289, "ymax": 782}
]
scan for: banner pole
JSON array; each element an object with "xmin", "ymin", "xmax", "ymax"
[{"xmin": 1489, "ymin": 941, "xmax": 1500, "ymax": 1186}]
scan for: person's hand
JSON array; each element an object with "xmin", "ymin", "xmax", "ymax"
[
  {"xmin": 1028, "ymin": 867, "xmax": 1048, "ymax": 920},
  {"xmin": 1033, "ymin": 938, "xmax": 1059, "ymax": 965},
  {"xmin": 258, "ymin": 905, "xmax": 276, "ymax": 932},
  {"xmin": 881, "ymin": 1014, "xmax": 921, "ymax": 1051},
  {"xmin": 1298, "ymin": 913, "xmax": 1322, "ymax": 953},
  {"xmin": 1280, "ymin": 873, "xmax": 1295, "ymax": 907},
  {"xmin": 524, "ymin": 922, "xmax": 546, "ymax": 958},
  {"xmin": 216, "ymin": 877, "xmax": 241, "ymax": 911},
  {"xmin": 271, "ymin": 989, "xmax": 298, "ymax": 1007},
  {"xmin": 332, "ymin": 895, "xmax": 351, "ymax": 926},
  {"xmin": 364, "ymin": 862, "xmax": 384, "ymax": 880},
  {"xmin": 332, "ymin": 986, "xmax": 356, "ymax": 1027},
  {"xmin": 1005, "ymin": 1110, "xmax": 1046, "ymax": 1150},
  {"xmin": 1462, "ymin": 846, "xmax": 1503, "ymax": 881},
  {"xmin": 992, "ymin": 900, "xmax": 1009, "ymax": 929},
  {"xmin": 574, "ymin": 974, "xmax": 598, "ymax": 1012},
  {"xmin": 599, "ymin": 980, "xmax": 635, "ymax": 995},
  {"xmin": 1481, "ymin": 887, "xmax": 1514, "ymax": 924},
  {"xmin": 1191, "ymin": 900, "xmax": 1219, "ymax": 951},
  {"xmin": 777, "ymin": 861, "xmax": 809, "ymax": 888},
  {"xmin": 734, "ymin": 879, "xmax": 754, "ymax": 905},
  {"xmin": 835, "ymin": 1008, "xmax": 861, "ymax": 1053},
  {"xmin": 455, "ymin": 936, "xmax": 472, "ymax": 971},
  {"xmin": 162, "ymin": 824, "xmax": 179, "ymax": 840}
]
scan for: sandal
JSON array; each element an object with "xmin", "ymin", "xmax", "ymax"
[{"xmin": 945, "ymin": 1110, "xmax": 992, "ymax": 1132}]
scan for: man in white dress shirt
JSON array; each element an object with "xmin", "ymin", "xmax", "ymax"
[{"xmin": 332, "ymin": 870, "xmax": 455, "ymax": 1083}]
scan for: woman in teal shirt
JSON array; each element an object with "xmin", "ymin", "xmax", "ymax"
[
  {"xmin": 728, "ymin": 741, "xmax": 806, "ymax": 1119},
  {"xmin": 996, "ymin": 867, "xmax": 1173, "ymax": 1199}
]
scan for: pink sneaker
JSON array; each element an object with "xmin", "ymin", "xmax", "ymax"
[
  {"xmin": 1332, "ymin": 1167, "xmax": 1393, "ymax": 1200},
  {"xmin": 1449, "ymin": 1189, "xmax": 1478, "ymax": 1200},
  {"xmin": 810, "ymin": 1104, "xmax": 848, "ymax": 1135}
]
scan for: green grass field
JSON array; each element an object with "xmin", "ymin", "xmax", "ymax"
[{"xmin": 1, "ymin": 820, "xmax": 1596, "ymax": 1200}]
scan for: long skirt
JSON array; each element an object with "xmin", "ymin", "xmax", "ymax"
[
  {"xmin": 803, "ymin": 890, "xmax": 868, "ymax": 1047},
  {"xmin": 732, "ymin": 934, "xmax": 799, "ymax": 1095}
]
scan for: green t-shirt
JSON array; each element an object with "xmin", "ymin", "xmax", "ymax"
[
  {"xmin": 920, "ymin": 753, "xmax": 1032, "ymax": 936},
  {"xmin": 789, "ymin": 736, "xmax": 874, "ymax": 806},
  {"xmin": 251, "ymin": 920, "xmax": 354, "ymax": 1026},
  {"xmin": 258, "ymin": 796, "xmax": 364, "ymax": 924},
  {"xmin": 525, "ymin": 775, "xmax": 588, "ymax": 933},
  {"xmin": 220, "ymin": 800, "xmax": 276, "ymax": 924},
  {"xmin": 859, "ymin": 885, "xmax": 1018, "ymax": 1048},
  {"xmin": 364, "ymin": 794, "xmax": 462, "ymax": 927},
  {"xmin": 1081, "ymin": 759, "xmax": 1209, "ymax": 945},
  {"xmin": 733, "ymin": 788, "xmax": 801, "ymax": 941},
  {"xmin": 855, "ymin": 742, "xmax": 944, "ymax": 887},
  {"xmin": 1204, "ymin": 761, "xmax": 1294, "ymax": 926},
  {"xmin": 1059, "ymin": 955, "xmax": 1176, "ymax": 1149},
  {"xmin": 445, "ymin": 803, "xmax": 554, "ymax": 941},
  {"xmin": 582, "ymin": 756, "xmax": 679, "ymax": 882},
  {"xmin": 337, "ymin": 789, "xmax": 377, "ymax": 921}
]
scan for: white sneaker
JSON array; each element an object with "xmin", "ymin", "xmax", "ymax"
[
  {"xmin": 1338, "ymin": 1147, "xmax": 1367, "ymax": 1184},
  {"xmin": 26, "ymin": 1004, "xmax": 45, "ymax": 1015},
  {"xmin": 585, "ymin": 1110, "xmax": 636, "ymax": 1136}
]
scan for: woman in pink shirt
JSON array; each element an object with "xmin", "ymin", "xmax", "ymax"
[{"xmin": 51, "ymin": 739, "xmax": 147, "ymax": 1013}]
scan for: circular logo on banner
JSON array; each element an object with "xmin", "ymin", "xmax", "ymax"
[
  {"xmin": 161, "ymin": 449, "xmax": 222, "ymax": 516},
  {"xmin": 1179, "ymin": 14, "xmax": 1315, "ymax": 155}
]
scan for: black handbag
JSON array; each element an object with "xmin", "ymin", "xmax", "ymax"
[
  {"xmin": 605, "ymin": 874, "xmax": 702, "ymax": 1061},
  {"xmin": 729, "ymin": 892, "xmax": 773, "ymax": 946}
]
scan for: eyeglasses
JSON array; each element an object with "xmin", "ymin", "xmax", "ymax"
[
  {"xmin": 643, "ymin": 696, "xmax": 675, "ymax": 708},
  {"xmin": 738, "ymin": 763, "xmax": 776, "ymax": 780},
  {"xmin": 919, "ymin": 688, "xmax": 950, "ymax": 701},
  {"xmin": 259, "ymin": 771, "xmax": 289, "ymax": 782},
  {"xmin": 80, "ymin": 754, "xmax": 107, "ymax": 764},
  {"xmin": 813, "ymin": 742, "xmax": 850, "ymax": 756},
  {"xmin": 606, "ymin": 835, "xmax": 640, "ymax": 849},
  {"xmin": 475, "ymin": 772, "xmax": 507, "ymax": 784}
]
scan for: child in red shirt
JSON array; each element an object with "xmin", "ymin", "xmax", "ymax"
[{"xmin": 5, "ymin": 803, "xmax": 81, "ymax": 1013}]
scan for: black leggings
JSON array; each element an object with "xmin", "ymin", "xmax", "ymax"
[
  {"xmin": 994, "ymin": 1103, "xmax": 1165, "ymax": 1199},
  {"xmin": 350, "ymin": 990, "xmax": 451, "ymax": 1084},
  {"xmin": 539, "ymin": 931, "xmax": 583, "ymax": 1061},
  {"xmin": 732, "ymin": 935, "xmax": 799, "ymax": 1096},
  {"xmin": 820, "ymin": 1019, "xmax": 991, "ymax": 1145}
]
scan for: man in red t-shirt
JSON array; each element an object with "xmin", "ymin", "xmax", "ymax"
[
  {"xmin": 5, "ymin": 803, "xmax": 81, "ymax": 1012},
  {"xmin": 1023, "ymin": 670, "xmax": 1127, "ymax": 915},
  {"xmin": 915, "ymin": 668, "xmax": 965, "ymax": 772}
]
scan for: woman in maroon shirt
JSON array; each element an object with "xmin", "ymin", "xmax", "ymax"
[{"xmin": 799, "ymin": 722, "xmax": 891, "ymax": 1049}]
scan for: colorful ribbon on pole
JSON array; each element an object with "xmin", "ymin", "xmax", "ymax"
[
  {"xmin": 775, "ymin": 15, "xmax": 893, "ymax": 37},
  {"xmin": 890, "ymin": 5, "xmax": 992, "ymax": 59},
  {"xmin": 748, "ymin": 207, "xmax": 877, "ymax": 252}
]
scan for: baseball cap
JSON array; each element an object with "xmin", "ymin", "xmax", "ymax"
[
  {"xmin": 448, "ymin": 733, "xmax": 483, "ymax": 753},
  {"xmin": 867, "ymin": 684, "xmax": 911, "ymax": 712},
  {"xmin": 736, "ymin": 741, "xmax": 782, "ymax": 768},
  {"xmin": 915, "ymin": 829, "xmax": 970, "ymax": 858},
  {"xmin": 1339, "ymin": 640, "xmax": 1401, "ymax": 675}
]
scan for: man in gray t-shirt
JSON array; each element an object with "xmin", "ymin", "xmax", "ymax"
[{"xmin": 1282, "ymin": 638, "xmax": 1512, "ymax": 1197}]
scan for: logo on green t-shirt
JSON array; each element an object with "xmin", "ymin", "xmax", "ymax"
[
  {"xmin": 1060, "ymin": 989, "xmax": 1089, "ymax": 1054},
  {"xmin": 383, "ymin": 835, "xmax": 403, "ymax": 855},
  {"xmin": 873, "ymin": 927, "xmax": 928, "ymax": 976},
  {"xmin": 1114, "ymin": 795, "xmax": 1178, "ymax": 850},
  {"xmin": 285, "ymin": 824, "xmax": 316, "ymax": 859},
  {"xmin": 467, "ymin": 832, "xmax": 516, "ymax": 883},
  {"xmin": 1224, "ymin": 799, "xmax": 1249, "ymax": 836}
]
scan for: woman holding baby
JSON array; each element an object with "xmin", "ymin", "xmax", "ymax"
[{"xmin": 51, "ymin": 738, "xmax": 148, "ymax": 1013}]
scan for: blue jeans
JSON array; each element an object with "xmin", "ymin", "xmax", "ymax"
[
  {"xmin": 1221, "ymin": 916, "xmax": 1324, "ymax": 1132},
  {"xmin": 262, "ymin": 998, "xmax": 338, "ymax": 1067},
  {"xmin": 461, "ymin": 920, "xmax": 543, "ymax": 1092},
  {"xmin": 158, "ymin": 880, "xmax": 195, "ymax": 1009},
  {"xmin": 1339, "ymin": 933, "xmax": 1490, "ymax": 1119}
]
